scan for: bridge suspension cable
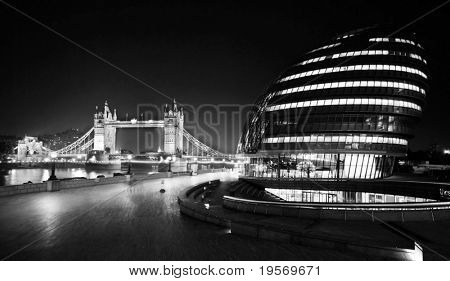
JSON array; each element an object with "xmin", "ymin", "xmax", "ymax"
[
  {"xmin": 55, "ymin": 127, "xmax": 94, "ymax": 155},
  {"xmin": 51, "ymin": 126, "xmax": 228, "ymax": 157},
  {"xmin": 182, "ymin": 129, "xmax": 228, "ymax": 157}
]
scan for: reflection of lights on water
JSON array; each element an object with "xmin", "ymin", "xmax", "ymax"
[
  {"xmin": 41, "ymin": 169, "xmax": 50, "ymax": 182},
  {"xmin": 72, "ymin": 169, "xmax": 85, "ymax": 178}
]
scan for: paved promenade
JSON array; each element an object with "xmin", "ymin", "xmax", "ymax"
[{"xmin": 0, "ymin": 172, "xmax": 362, "ymax": 260}]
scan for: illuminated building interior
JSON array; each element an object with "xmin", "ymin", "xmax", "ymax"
[{"xmin": 238, "ymin": 26, "xmax": 429, "ymax": 179}]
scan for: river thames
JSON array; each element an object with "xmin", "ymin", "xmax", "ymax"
[{"xmin": 0, "ymin": 168, "xmax": 122, "ymax": 186}]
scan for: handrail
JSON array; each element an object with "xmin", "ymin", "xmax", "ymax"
[
  {"xmin": 223, "ymin": 195, "xmax": 450, "ymax": 210},
  {"xmin": 240, "ymin": 176, "xmax": 450, "ymax": 186}
]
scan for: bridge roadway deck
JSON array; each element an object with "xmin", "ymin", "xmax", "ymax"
[{"xmin": 0, "ymin": 172, "xmax": 362, "ymax": 260}]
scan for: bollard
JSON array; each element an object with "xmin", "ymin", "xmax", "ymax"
[{"xmin": 46, "ymin": 180, "xmax": 61, "ymax": 192}]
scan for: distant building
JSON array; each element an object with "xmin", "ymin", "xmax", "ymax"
[
  {"xmin": 17, "ymin": 136, "xmax": 46, "ymax": 161},
  {"xmin": 238, "ymin": 26, "xmax": 429, "ymax": 179}
]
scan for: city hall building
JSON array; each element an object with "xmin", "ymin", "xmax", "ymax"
[{"xmin": 238, "ymin": 26, "xmax": 429, "ymax": 179}]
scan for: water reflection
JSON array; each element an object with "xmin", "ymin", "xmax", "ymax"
[
  {"xmin": 0, "ymin": 168, "xmax": 122, "ymax": 186},
  {"xmin": 266, "ymin": 188, "xmax": 436, "ymax": 203}
]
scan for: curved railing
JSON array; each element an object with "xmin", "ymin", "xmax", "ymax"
[
  {"xmin": 223, "ymin": 195, "xmax": 450, "ymax": 222},
  {"xmin": 223, "ymin": 195, "xmax": 450, "ymax": 211}
]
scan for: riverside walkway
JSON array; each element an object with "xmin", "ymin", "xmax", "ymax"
[{"xmin": 0, "ymin": 172, "xmax": 363, "ymax": 260}]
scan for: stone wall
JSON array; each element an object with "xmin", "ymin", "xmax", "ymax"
[
  {"xmin": 0, "ymin": 176, "xmax": 131, "ymax": 197},
  {"xmin": 0, "ymin": 170, "xmax": 218, "ymax": 197}
]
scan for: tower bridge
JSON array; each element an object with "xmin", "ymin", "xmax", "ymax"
[
  {"xmin": 31, "ymin": 100, "xmax": 230, "ymax": 159},
  {"xmin": 92, "ymin": 100, "xmax": 175, "ymax": 154}
]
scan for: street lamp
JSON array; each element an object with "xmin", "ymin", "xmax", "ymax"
[
  {"xmin": 48, "ymin": 152, "xmax": 58, "ymax": 181},
  {"xmin": 127, "ymin": 154, "xmax": 132, "ymax": 175},
  {"xmin": 167, "ymin": 156, "xmax": 172, "ymax": 172}
]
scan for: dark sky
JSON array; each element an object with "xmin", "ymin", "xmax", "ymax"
[{"xmin": 0, "ymin": 0, "xmax": 449, "ymax": 153}]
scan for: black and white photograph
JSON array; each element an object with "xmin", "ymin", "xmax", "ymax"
[{"xmin": 0, "ymin": 0, "xmax": 449, "ymax": 279}]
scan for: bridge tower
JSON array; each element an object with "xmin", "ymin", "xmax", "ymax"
[
  {"xmin": 93, "ymin": 100, "xmax": 117, "ymax": 153},
  {"xmin": 164, "ymin": 99, "xmax": 184, "ymax": 155}
]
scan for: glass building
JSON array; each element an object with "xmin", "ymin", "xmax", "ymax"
[{"xmin": 238, "ymin": 26, "xmax": 429, "ymax": 179}]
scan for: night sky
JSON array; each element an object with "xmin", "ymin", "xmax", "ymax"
[{"xmin": 1, "ymin": 0, "xmax": 449, "ymax": 153}]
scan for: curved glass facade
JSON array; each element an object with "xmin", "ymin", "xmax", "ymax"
[{"xmin": 238, "ymin": 26, "xmax": 429, "ymax": 179}]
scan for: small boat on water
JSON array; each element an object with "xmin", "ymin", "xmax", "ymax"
[{"xmin": 160, "ymin": 188, "xmax": 166, "ymax": 193}]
